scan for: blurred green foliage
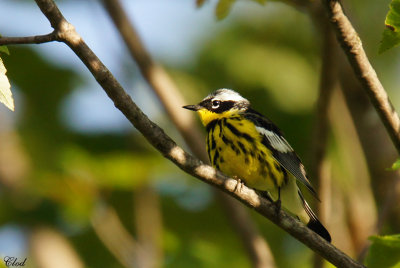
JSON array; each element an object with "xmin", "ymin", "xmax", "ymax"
[{"xmin": 365, "ymin": 235, "xmax": 400, "ymax": 268}]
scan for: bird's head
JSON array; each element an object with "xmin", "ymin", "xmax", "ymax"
[{"xmin": 183, "ymin": 89, "xmax": 250, "ymax": 126}]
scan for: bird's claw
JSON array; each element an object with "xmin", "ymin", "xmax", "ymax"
[
  {"xmin": 274, "ymin": 199, "xmax": 281, "ymax": 215},
  {"xmin": 233, "ymin": 176, "xmax": 244, "ymax": 193}
]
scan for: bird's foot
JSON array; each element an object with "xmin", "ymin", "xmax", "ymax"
[
  {"xmin": 274, "ymin": 199, "xmax": 281, "ymax": 216},
  {"xmin": 233, "ymin": 176, "xmax": 244, "ymax": 193},
  {"xmin": 274, "ymin": 187, "xmax": 281, "ymax": 215}
]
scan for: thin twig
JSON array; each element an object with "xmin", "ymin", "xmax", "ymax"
[
  {"xmin": 0, "ymin": 32, "xmax": 57, "ymax": 45},
  {"xmin": 311, "ymin": 11, "xmax": 337, "ymax": 185},
  {"xmin": 331, "ymin": 87, "xmax": 377, "ymax": 254},
  {"xmin": 3, "ymin": 0, "xmax": 365, "ymax": 266},
  {"xmin": 91, "ymin": 205, "xmax": 138, "ymax": 268},
  {"xmin": 101, "ymin": 0, "xmax": 275, "ymax": 266},
  {"xmin": 322, "ymin": 0, "xmax": 400, "ymax": 154},
  {"xmin": 217, "ymin": 193, "xmax": 277, "ymax": 268},
  {"xmin": 30, "ymin": 227, "xmax": 85, "ymax": 268},
  {"xmin": 311, "ymin": 13, "xmax": 337, "ymax": 268},
  {"xmin": 338, "ymin": 54, "xmax": 397, "ymax": 261},
  {"xmin": 133, "ymin": 186, "xmax": 163, "ymax": 268}
]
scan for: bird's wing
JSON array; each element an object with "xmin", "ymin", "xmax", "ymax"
[{"xmin": 244, "ymin": 109, "xmax": 318, "ymax": 199}]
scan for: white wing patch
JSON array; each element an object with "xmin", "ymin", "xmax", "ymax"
[{"xmin": 255, "ymin": 126, "xmax": 293, "ymax": 153}]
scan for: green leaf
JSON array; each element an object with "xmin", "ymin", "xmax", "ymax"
[
  {"xmin": 380, "ymin": 0, "xmax": 400, "ymax": 53},
  {"xmin": 0, "ymin": 46, "xmax": 9, "ymax": 55},
  {"xmin": 0, "ymin": 56, "xmax": 14, "ymax": 111},
  {"xmin": 215, "ymin": 0, "xmax": 236, "ymax": 20},
  {"xmin": 365, "ymin": 234, "xmax": 400, "ymax": 268},
  {"xmin": 387, "ymin": 158, "xmax": 400, "ymax": 170}
]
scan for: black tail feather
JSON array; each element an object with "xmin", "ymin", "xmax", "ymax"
[
  {"xmin": 299, "ymin": 190, "xmax": 331, "ymax": 242},
  {"xmin": 307, "ymin": 217, "xmax": 331, "ymax": 242}
]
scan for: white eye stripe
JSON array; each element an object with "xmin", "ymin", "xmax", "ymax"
[{"xmin": 255, "ymin": 127, "xmax": 293, "ymax": 153}]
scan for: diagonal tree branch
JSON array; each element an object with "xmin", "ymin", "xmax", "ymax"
[
  {"xmin": 322, "ymin": 0, "xmax": 400, "ymax": 155},
  {"xmin": 2, "ymin": 0, "xmax": 365, "ymax": 267},
  {"xmin": 101, "ymin": 0, "xmax": 275, "ymax": 267}
]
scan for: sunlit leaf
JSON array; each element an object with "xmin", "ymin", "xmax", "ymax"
[
  {"xmin": 387, "ymin": 158, "xmax": 400, "ymax": 170},
  {"xmin": 379, "ymin": 0, "xmax": 400, "ymax": 53},
  {"xmin": 0, "ymin": 56, "xmax": 14, "ymax": 111},
  {"xmin": 216, "ymin": 0, "xmax": 236, "ymax": 20},
  {"xmin": 365, "ymin": 234, "xmax": 400, "ymax": 268}
]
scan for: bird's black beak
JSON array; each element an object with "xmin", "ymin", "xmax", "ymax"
[{"xmin": 182, "ymin": 104, "xmax": 201, "ymax": 111}]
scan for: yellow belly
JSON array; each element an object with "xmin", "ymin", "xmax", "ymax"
[{"xmin": 207, "ymin": 116, "xmax": 287, "ymax": 192}]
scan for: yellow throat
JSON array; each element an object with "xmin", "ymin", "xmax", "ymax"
[{"xmin": 197, "ymin": 108, "xmax": 240, "ymax": 126}]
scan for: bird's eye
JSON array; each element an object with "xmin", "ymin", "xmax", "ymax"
[{"xmin": 212, "ymin": 100, "xmax": 221, "ymax": 109}]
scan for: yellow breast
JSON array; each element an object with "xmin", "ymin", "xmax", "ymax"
[{"xmin": 206, "ymin": 115, "xmax": 287, "ymax": 192}]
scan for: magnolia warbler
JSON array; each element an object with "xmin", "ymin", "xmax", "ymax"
[{"xmin": 183, "ymin": 88, "xmax": 331, "ymax": 242}]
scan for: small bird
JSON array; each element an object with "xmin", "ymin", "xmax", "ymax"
[{"xmin": 183, "ymin": 88, "xmax": 331, "ymax": 242}]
